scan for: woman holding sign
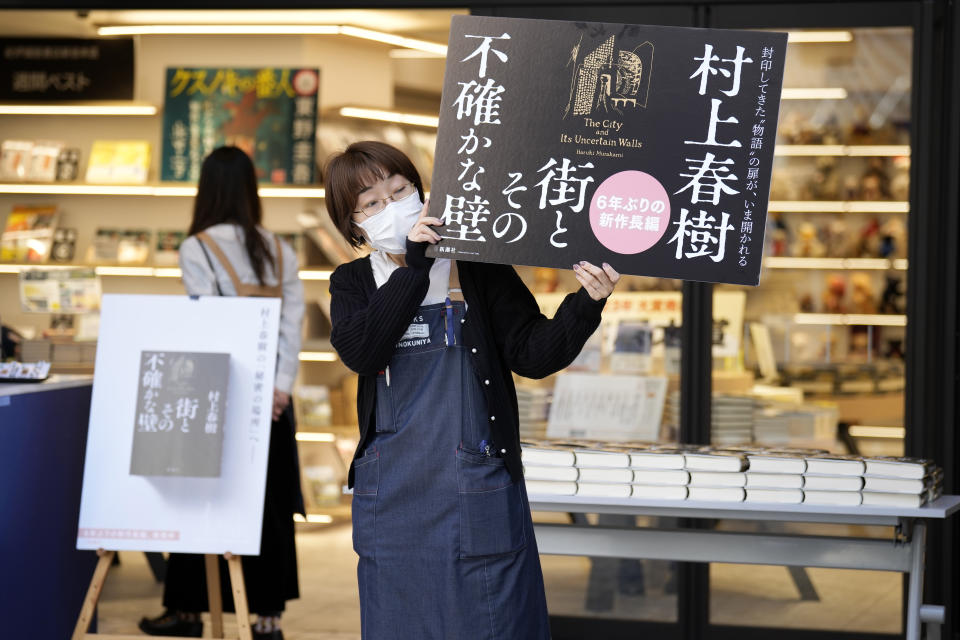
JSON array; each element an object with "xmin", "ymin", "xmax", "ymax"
[{"xmin": 324, "ymin": 141, "xmax": 620, "ymax": 639}]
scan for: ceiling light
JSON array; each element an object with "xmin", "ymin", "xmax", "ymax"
[
  {"xmin": 339, "ymin": 106, "xmax": 438, "ymax": 128},
  {"xmin": 96, "ymin": 24, "xmax": 447, "ymax": 56},
  {"xmin": 787, "ymin": 31, "xmax": 853, "ymax": 43},
  {"xmin": 0, "ymin": 103, "xmax": 157, "ymax": 116},
  {"xmin": 781, "ymin": 88, "xmax": 848, "ymax": 100}
]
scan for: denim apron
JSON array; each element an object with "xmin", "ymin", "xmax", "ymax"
[{"xmin": 351, "ymin": 298, "xmax": 551, "ymax": 640}]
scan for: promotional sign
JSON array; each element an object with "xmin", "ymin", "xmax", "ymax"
[
  {"xmin": 77, "ymin": 295, "xmax": 280, "ymax": 555},
  {"xmin": 547, "ymin": 372, "xmax": 667, "ymax": 442},
  {"xmin": 161, "ymin": 67, "xmax": 319, "ymax": 185},
  {"xmin": 428, "ymin": 15, "xmax": 787, "ymax": 286},
  {"xmin": 0, "ymin": 38, "xmax": 134, "ymax": 101}
]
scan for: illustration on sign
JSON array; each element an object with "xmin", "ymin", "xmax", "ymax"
[
  {"xmin": 130, "ymin": 350, "xmax": 230, "ymax": 477},
  {"xmin": 427, "ymin": 16, "xmax": 787, "ymax": 286},
  {"xmin": 160, "ymin": 67, "xmax": 319, "ymax": 185}
]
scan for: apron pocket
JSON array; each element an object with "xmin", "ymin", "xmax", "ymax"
[
  {"xmin": 374, "ymin": 374, "xmax": 396, "ymax": 433},
  {"xmin": 457, "ymin": 447, "xmax": 526, "ymax": 558},
  {"xmin": 351, "ymin": 450, "xmax": 379, "ymax": 556}
]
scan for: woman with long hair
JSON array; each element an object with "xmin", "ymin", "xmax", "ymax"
[
  {"xmin": 139, "ymin": 146, "xmax": 304, "ymax": 640},
  {"xmin": 324, "ymin": 140, "xmax": 620, "ymax": 639}
]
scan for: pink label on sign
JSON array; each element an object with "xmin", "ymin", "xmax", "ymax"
[{"xmin": 589, "ymin": 170, "xmax": 671, "ymax": 255}]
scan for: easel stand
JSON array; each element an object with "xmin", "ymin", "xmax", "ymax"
[{"xmin": 72, "ymin": 548, "xmax": 254, "ymax": 640}]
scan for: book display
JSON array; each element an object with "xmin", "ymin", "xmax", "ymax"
[{"xmin": 521, "ymin": 439, "xmax": 943, "ymax": 506}]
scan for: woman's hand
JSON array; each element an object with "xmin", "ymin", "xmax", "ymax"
[
  {"xmin": 407, "ymin": 197, "xmax": 442, "ymax": 244},
  {"xmin": 573, "ymin": 261, "xmax": 621, "ymax": 301},
  {"xmin": 272, "ymin": 388, "xmax": 291, "ymax": 422}
]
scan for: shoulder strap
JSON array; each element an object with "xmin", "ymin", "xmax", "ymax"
[
  {"xmin": 274, "ymin": 234, "xmax": 284, "ymax": 284},
  {"xmin": 197, "ymin": 231, "xmax": 244, "ymax": 293},
  {"xmin": 196, "ymin": 237, "xmax": 223, "ymax": 296}
]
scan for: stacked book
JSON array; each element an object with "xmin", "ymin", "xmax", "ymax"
[
  {"xmin": 744, "ymin": 449, "xmax": 808, "ymax": 504},
  {"xmin": 801, "ymin": 455, "xmax": 865, "ymax": 506},
  {"xmin": 711, "ymin": 395, "xmax": 755, "ymax": 446},
  {"xmin": 861, "ymin": 457, "xmax": 943, "ymax": 508},
  {"xmin": 520, "ymin": 441, "xmax": 944, "ymax": 508},
  {"xmin": 516, "ymin": 387, "xmax": 552, "ymax": 440}
]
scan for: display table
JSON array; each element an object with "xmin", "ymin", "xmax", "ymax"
[
  {"xmin": 530, "ymin": 493, "xmax": 960, "ymax": 640},
  {"xmin": 0, "ymin": 375, "xmax": 98, "ymax": 639}
]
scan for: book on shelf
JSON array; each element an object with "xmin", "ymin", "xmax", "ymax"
[
  {"xmin": 50, "ymin": 228, "xmax": 77, "ymax": 263},
  {"xmin": 28, "ymin": 141, "xmax": 64, "ymax": 182},
  {"xmin": 576, "ymin": 482, "xmax": 632, "ymax": 498},
  {"xmin": 630, "ymin": 485, "xmax": 689, "ymax": 500},
  {"xmin": 520, "ymin": 441, "xmax": 577, "ymax": 468},
  {"xmin": 745, "ymin": 473, "xmax": 804, "ymax": 489},
  {"xmin": 860, "ymin": 490, "xmax": 938, "ymax": 509},
  {"xmin": 745, "ymin": 488, "xmax": 804, "ymax": 504},
  {"xmin": 687, "ymin": 486, "xmax": 746, "ymax": 502},
  {"xmin": 629, "ymin": 446, "xmax": 687, "ymax": 470},
  {"xmin": 684, "ymin": 450, "xmax": 747, "ymax": 472},
  {"xmin": 688, "ymin": 471, "xmax": 747, "ymax": 488},
  {"xmin": 0, "ymin": 139, "xmax": 33, "ymax": 181},
  {"xmin": 525, "ymin": 480, "xmax": 577, "ymax": 496},
  {"xmin": 523, "ymin": 465, "xmax": 579, "ymax": 482},
  {"xmin": 155, "ymin": 230, "xmax": 187, "ymax": 266},
  {"xmin": 85, "ymin": 140, "xmax": 151, "ymax": 184},
  {"xmin": 801, "ymin": 475, "xmax": 865, "ymax": 491},
  {"xmin": 862, "ymin": 469, "xmax": 942, "ymax": 495},
  {"xmin": 631, "ymin": 469, "xmax": 690, "ymax": 486},
  {"xmin": 117, "ymin": 229, "xmax": 151, "ymax": 265},
  {"xmin": 574, "ymin": 449, "xmax": 632, "ymax": 469},
  {"xmin": 0, "ymin": 205, "xmax": 59, "ymax": 263},
  {"xmin": 746, "ymin": 451, "xmax": 809, "ymax": 475},
  {"xmin": 578, "ymin": 467, "xmax": 634, "ymax": 483},
  {"xmin": 804, "ymin": 455, "xmax": 865, "ymax": 477},
  {"xmin": 803, "ymin": 490, "xmax": 862, "ymax": 506},
  {"xmin": 862, "ymin": 456, "xmax": 934, "ymax": 480}
]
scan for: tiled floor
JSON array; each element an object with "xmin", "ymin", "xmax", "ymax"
[{"xmin": 98, "ymin": 520, "xmax": 900, "ymax": 637}]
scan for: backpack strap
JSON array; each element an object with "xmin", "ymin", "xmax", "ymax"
[{"xmin": 197, "ymin": 231, "xmax": 244, "ymax": 293}]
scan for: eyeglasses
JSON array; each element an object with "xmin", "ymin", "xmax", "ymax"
[{"xmin": 354, "ymin": 182, "xmax": 418, "ymax": 218}]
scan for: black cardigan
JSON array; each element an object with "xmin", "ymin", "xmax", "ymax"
[{"xmin": 329, "ymin": 241, "xmax": 606, "ymax": 487}]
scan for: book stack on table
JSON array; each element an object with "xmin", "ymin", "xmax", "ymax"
[{"xmin": 521, "ymin": 440, "xmax": 943, "ymax": 507}]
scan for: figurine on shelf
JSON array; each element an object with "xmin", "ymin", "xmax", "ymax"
[
  {"xmin": 850, "ymin": 272, "xmax": 878, "ymax": 314},
  {"xmin": 879, "ymin": 275, "xmax": 905, "ymax": 314},
  {"xmin": 822, "ymin": 274, "xmax": 847, "ymax": 313},
  {"xmin": 854, "ymin": 217, "xmax": 881, "ymax": 257},
  {"xmin": 805, "ymin": 156, "xmax": 842, "ymax": 201},
  {"xmin": 823, "ymin": 219, "xmax": 852, "ymax": 258},
  {"xmin": 885, "ymin": 338, "xmax": 905, "ymax": 360},
  {"xmin": 879, "ymin": 217, "xmax": 907, "ymax": 259},
  {"xmin": 792, "ymin": 222, "xmax": 826, "ymax": 257},
  {"xmin": 799, "ymin": 293, "xmax": 816, "ymax": 313},
  {"xmin": 769, "ymin": 214, "xmax": 789, "ymax": 257}
]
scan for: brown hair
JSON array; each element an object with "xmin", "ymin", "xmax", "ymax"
[{"xmin": 322, "ymin": 141, "xmax": 424, "ymax": 249}]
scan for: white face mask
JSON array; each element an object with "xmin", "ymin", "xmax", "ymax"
[{"xmin": 356, "ymin": 192, "xmax": 423, "ymax": 254}]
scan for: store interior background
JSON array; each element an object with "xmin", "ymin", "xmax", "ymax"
[{"xmin": 0, "ymin": 5, "xmax": 948, "ymax": 639}]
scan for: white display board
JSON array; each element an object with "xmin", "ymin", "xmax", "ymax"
[
  {"xmin": 547, "ymin": 372, "xmax": 667, "ymax": 442},
  {"xmin": 77, "ymin": 294, "xmax": 280, "ymax": 555}
]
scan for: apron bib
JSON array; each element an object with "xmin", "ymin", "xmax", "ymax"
[{"xmin": 351, "ymin": 293, "xmax": 550, "ymax": 639}]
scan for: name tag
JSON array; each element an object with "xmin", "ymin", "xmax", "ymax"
[{"xmin": 401, "ymin": 323, "xmax": 429, "ymax": 341}]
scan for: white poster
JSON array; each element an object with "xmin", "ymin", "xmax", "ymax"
[
  {"xmin": 547, "ymin": 372, "xmax": 667, "ymax": 442},
  {"xmin": 537, "ymin": 290, "xmax": 746, "ymax": 358},
  {"xmin": 77, "ymin": 294, "xmax": 280, "ymax": 555}
]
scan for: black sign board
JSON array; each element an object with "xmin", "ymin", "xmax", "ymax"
[
  {"xmin": 427, "ymin": 16, "xmax": 787, "ymax": 286},
  {"xmin": 0, "ymin": 38, "xmax": 134, "ymax": 101}
]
